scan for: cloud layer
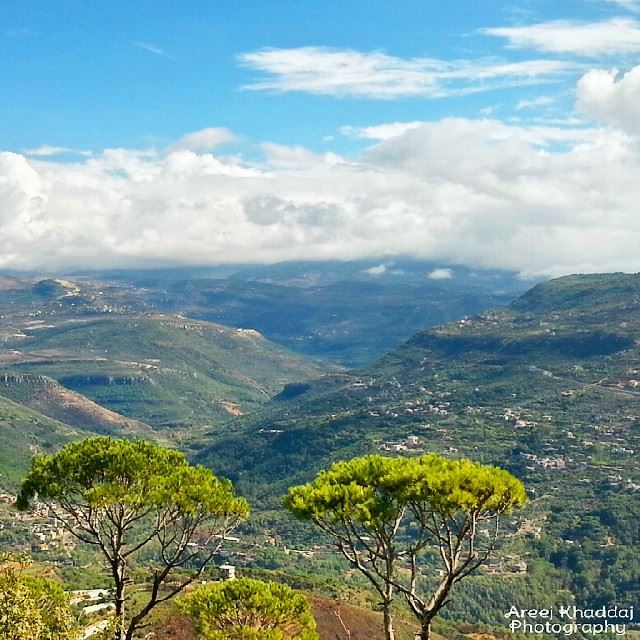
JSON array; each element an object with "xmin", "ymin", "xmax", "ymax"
[
  {"xmin": 238, "ymin": 47, "xmax": 576, "ymax": 99},
  {"xmin": 484, "ymin": 18, "xmax": 640, "ymax": 56},
  {"xmin": 2, "ymin": 102, "xmax": 640, "ymax": 278}
]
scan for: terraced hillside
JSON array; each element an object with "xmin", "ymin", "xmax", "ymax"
[
  {"xmin": 195, "ymin": 273, "xmax": 640, "ymax": 628},
  {"xmin": 0, "ymin": 276, "xmax": 328, "ymax": 488},
  {"xmin": 1, "ymin": 313, "xmax": 326, "ymax": 429}
]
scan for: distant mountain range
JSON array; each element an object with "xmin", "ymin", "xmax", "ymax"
[
  {"xmin": 90, "ymin": 259, "xmax": 532, "ymax": 367},
  {"xmin": 0, "ymin": 260, "xmax": 528, "ymax": 484}
]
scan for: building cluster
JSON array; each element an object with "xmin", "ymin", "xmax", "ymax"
[
  {"xmin": 481, "ymin": 555, "xmax": 528, "ymax": 575},
  {"xmin": 520, "ymin": 452, "xmax": 568, "ymax": 470},
  {"xmin": 379, "ymin": 435, "xmax": 423, "ymax": 452}
]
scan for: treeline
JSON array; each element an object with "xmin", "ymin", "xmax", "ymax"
[{"xmin": 2, "ymin": 436, "xmax": 525, "ymax": 640}]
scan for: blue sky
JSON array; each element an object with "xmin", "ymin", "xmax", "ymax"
[
  {"xmin": 1, "ymin": 0, "xmax": 633, "ymax": 153},
  {"xmin": 1, "ymin": 1, "xmax": 640, "ymax": 275}
]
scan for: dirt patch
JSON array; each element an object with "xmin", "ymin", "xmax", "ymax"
[
  {"xmin": 150, "ymin": 613, "xmax": 198, "ymax": 640},
  {"xmin": 310, "ymin": 597, "xmax": 418, "ymax": 640},
  {"xmin": 148, "ymin": 594, "xmax": 430, "ymax": 640},
  {"xmin": 221, "ymin": 401, "xmax": 243, "ymax": 416}
]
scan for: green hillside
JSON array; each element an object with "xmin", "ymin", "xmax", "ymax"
[
  {"xmin": 194, "ymin": 273, "xmax": 640, "ymax": 628},
  {"xmin": 0, "ymin": 275, "xmax": 329, "ymax": 490},
  {"xmin": 0, "ymin": 394, "xmax": 89, "ymax": 488},
  {"xmin": 1, "ymin": 314, "xmax": 327, "ymax": 429},
  {"xmin": 0, "ymin": 373, "xmax": 154, "ymax": 437},
  {"xmin": 512, "ymin": 272, "xmax": 640, "ymax": 314}
]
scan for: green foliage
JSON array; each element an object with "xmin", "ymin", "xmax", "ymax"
[
  {"xmin": 0, "ymin": 562, "xmax": 76, "ymax": 640},
  {"xmin": 286, "ymin": 454, "xmax": 525, "ymax": 639},
  {"xmin": 179, "ymin": 577, "xmax": 319, "ymax": 640},
  {"xmin": 286, "ymin": 453, "xmax": 525, "ymax": 528},
  {"xmin": 402, "ymin": 454, "xmax": 527, "ymax": 514},
  {"xmin": 286, "ymin": 455, "xmax": 409, "ymax": 525},
  {"xmin": 18, "ymin": 436, "xmax": 248, "ymax": 518},
  {"xmin": 17, "ymin": 436, "xmax": 249, "ymax": 640}
]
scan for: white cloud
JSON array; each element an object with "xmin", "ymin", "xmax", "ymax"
[
  {"xmin": 484, "ymin": 18, "xmax": 640, "ymax": 56},
  {"xmin": 24, "ymin": 145, "xmax": 71, "ymax": 157},
  {"xmin": 516, "ymin": 96, "xmax": 555, "ymax": 109},
  {"xmin": 238, "ymin": 47, "xmax": 577, "ymax": 99},
  {"xmin": 340, "ymin": 122, "xmax": 425, "ymax": 140},
  {"xmin": 2, "ymin": 118, "xmax": 640, "ymax": 277},
  {"xmin": 169, "ymin": 128, "xmax": 236, "ymax": 152},
  {"xmin": 364, "ymin": 264, "xmax": 388, "ymax": 275},
  {"xmin": 23, "ymin": 145, "xmax": 92, "ymax": 157},
  {"xmin": 427, "ymin": 268, "xmax": 453, "ymax": 280},
  {"xmin": 133, "ymin": 42, "xmax": 177, "ymax": 60},
  {"xmin": 576, "ymin": 66, "xmax": 640, "ymax": 133}
]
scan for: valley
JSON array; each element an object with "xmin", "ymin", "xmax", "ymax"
[
  {"xmin": 0, "ymin": 268, "xmax": 638, "ymax": 638},
  {"xmin": 194, "ymin": 273, "xmax": 640, "ymax": 630}
]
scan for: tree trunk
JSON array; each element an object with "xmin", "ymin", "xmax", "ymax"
[
  {"xmin": 417, "ymin": 620, "xmax": 431, "ymax": 640},
  {"xmin": 383, "ymin": 606, "xmax": 396, "ymax": 640},
  {"xmin": 112, "ymin": 563, "xmax": 126, "ymax": 640},
  {"xmin": 382, "ymin": 576, "xmax": 396, "ymax": 640}
]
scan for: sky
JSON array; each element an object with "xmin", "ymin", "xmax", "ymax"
[{"xmin": 1, "ymin": 0, "xmax": 640, "ymax": 276}]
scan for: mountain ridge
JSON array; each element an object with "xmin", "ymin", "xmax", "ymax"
[{"xmin": 192, "ymin": 272, "xmax": 640, "ymax": 624}]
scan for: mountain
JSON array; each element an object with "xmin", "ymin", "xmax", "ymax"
[
  {"xmin": 0, "ymin": 262, "xmax": 520, "ymax": 487},
  {"xmin": 0, "ymin": 312, "xmax": 326, "ymax": 430},
  {"xmin": 194, "ymin": 273, "xmax": 640, "ymax": 626},
  {"xmin": 0, "ymin": 276, "xmax": 327, "ymax": 488},
  {"xmin": 0, "ymin": 394, "xmax": 91, "ymax": 487},
  {"xmin": 95, "ymin": 260, "xmax": 531, "ymax": 367}
]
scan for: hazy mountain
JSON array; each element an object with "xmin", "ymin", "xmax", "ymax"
[{"xmin": 91, "ymin": 259, "xmax": 533, "ymax": 366}]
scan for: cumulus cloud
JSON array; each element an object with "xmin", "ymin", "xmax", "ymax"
[
  {"xmin": 428, "ymin": 268, "xmax": 453, "ymax": 280},
  {"xmin": 169, "ymin": 127, "xmax": 236, "ymax": 152},
  {"xmin": 238, "ymin": 47, "xmax": 577, "ymax": 99},
  {"xmin": 1, "ymin": 118, "xmax": 640, "ymax": 277},
  {"xmin": 576, "ymin": 66, "xmax": 640, "ymax": 133},
  {"xmin": 484, "ymin": 18, "xmax": 640, "ymax": 56}
]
